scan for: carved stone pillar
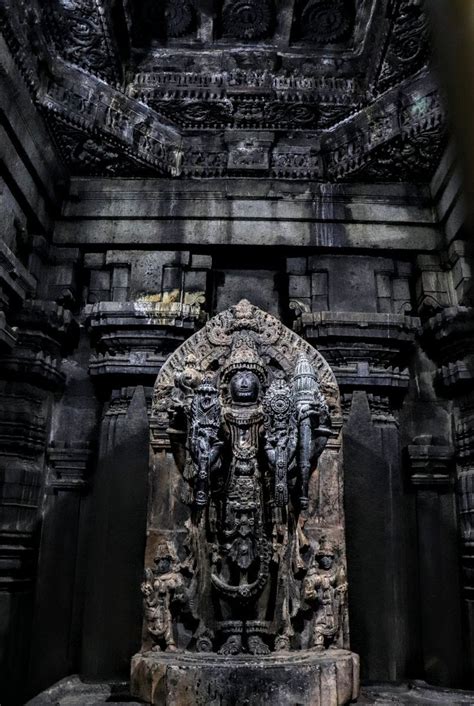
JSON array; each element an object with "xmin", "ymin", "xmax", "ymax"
[
  {"xmin": 28, "ymin": 442, "xmax": 93, "ymax": 696},
  {"xmin": 420, "ymin": 305, "xmax": 474, "ymax": 683},
  {"xmin": 81, "ymin": 299, "xmax": 206, "ymax": 679},
  {"xmin": 0, "ymin": 293, "xmax": 75, "ymax": 704},
  {"xmin": 405, "ymin": 437, "xmax": 463, "ymax": 685},
  {"xmin": 294, "ymin": 310, "xmax": 420, "ymax": 681}
]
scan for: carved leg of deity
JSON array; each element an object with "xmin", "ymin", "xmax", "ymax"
[
  {"xmin": 274, "ymin": 635, "xmax": 291, "ymax": 651},
  {"xmin": 164, "ymin": 620, "xmax": 177, "ymax": 651},
  {"xmin": 218, "ymin": 634, "xmax": 243, "ymax": 655},
  {"xmin": 312, "ymin": 624, "xmax": 325, "ymax": 652},
  {"xmin": 247, "ymin": 634, "xmax": 271, "ymax": 655},
  {"xmin": 165, "ymin": 637, "xmax": 177, "ymax": 652},
  {"xmin": 274, "ymin": 584, "xmax": 294, "ymax": 652},
  {"xmin": 150, "ymin": 631, "xmax": 165, "ymax": 652}
]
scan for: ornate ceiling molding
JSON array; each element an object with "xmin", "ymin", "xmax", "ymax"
[
  {"xmin": 37, "ymin": 60, "xmax": 183, "ymax": 175},
  {"xmin": 42, "ymin": 0, "xmax": 127, "ymax": 83},
  {"xmin": 0, "ymin": 0, "xmax": 446, "ymax": 181}
]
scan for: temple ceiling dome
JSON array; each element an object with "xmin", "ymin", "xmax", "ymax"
[{"xmin": 0, "ymin": 0, "xmax": 445, "ymax": 180}]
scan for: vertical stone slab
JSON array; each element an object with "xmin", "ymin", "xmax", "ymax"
[
  {"xmin": 82, "ymin": 386, "xmax": 149, "ymax": 678},
  {"xmin": 28, "ymin": 335, "xmax": 100, "ymax": 696},
  {"xmin": 343, "ymin": 391, "xmax": 417, "ymax": 681},
  {"xmin": 296, "ymin": 310, "xmax": 421, "ymax": 682},
  {"xmin": 406, "ymin": 439, "xmax": 463, "ymax": 686}
]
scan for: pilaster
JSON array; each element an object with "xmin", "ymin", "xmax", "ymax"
[
  {"xmin": 405, "ymin": 436, "xmax": 463, "ymax": 685},
  {"xmin": 420, "ymin": 304, "xmax": 474, "ymax": 683},
  {"xmin": 0, "ymin": 295, "xmax": 77, "ymax": 704},
  {"xmin": 81, "ymin": 288, "xmax": 208, "ymax": 679}
]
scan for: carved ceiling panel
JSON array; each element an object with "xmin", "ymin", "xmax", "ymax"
[{"xmin": 0, "ymin": 0, "xmax": 446, "ymax": 180}]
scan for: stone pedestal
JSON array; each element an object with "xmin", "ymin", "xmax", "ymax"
[{"xmin": 130, "ymin": 649, "xmax": 359, "ymax": 706}]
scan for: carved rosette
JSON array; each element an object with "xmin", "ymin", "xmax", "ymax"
[
  {"xmin": 164, "ymin": 0, "xmax": 195, "ymax": 38},
  {"xmin": 295, "ymin": 0, "xmax": 354, "ymax": 43},
  {"xmin": 221, "ymin": 0, "xmax": 275, "ymax": 40}
]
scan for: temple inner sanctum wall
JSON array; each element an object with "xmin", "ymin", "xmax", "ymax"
[{"xmin": 0, "ymin": 0, "xmax": 473, "ymax": 703}]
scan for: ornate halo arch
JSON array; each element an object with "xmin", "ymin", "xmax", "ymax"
[{"xmin": 151, "ymin": 300, "xmax": 341, "ymax": 437}]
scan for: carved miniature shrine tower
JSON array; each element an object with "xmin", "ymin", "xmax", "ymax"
[{"xmin": 131, "ymin": 300, "xmax": 359, "ymax": 705}]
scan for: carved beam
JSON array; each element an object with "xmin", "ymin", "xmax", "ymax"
[
  {"xmin": 37, "ymin": 60, "xmax": 183, "ymax": 176},
  {"xmin": 43, "ymin": 0, "xmax": 131, "ymax": 83}
]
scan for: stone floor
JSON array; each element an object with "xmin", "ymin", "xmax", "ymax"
[
  {"xmin": 25, "ymin": 677, "xmax": 144, "ymax": 705},
  {"xmin": 25, "ymin": 676, "xmax": 474, "ymax": 705},
  {"xmin": 359, "ymin": 681, "xmax": 474, "ymax": 705}
]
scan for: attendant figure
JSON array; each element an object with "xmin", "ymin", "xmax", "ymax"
[
  {"xmin": 303, "ymin": 538, "xmax": 347, "ymax": 650},
  {"xmin": 141, "ymin": 541, "xmax": 185, "ymax": 652}
]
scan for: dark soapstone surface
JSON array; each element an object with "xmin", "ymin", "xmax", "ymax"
[{"xmin": 131, "ymin": 649, "xmax": 359, "ymax": 706}]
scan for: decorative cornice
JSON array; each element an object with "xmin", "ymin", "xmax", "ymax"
[
  {"xmin": 420, "ymin": 306, "xmax": 474, "ymax": 393},
  {"xmin": 0, "ymin": 240, "xmax": 36, "ymax": 308},
  {"xmin": 0, "ymin": 0, "xmax": 444, "ymax": 181},
  {"xmin": 297, "ymin": 310, "xmax": 420, "ymax": 338},
  {"xmin": 85, "ymin": 299, "xmax": 206, "ymax": 380},
  {"xmin": 0, "ymin": 300, "xmax": 77, "ymax": 389},
  {"xmin": 296, "ymin": 310, "xmax": 420, "ymax": 394}
]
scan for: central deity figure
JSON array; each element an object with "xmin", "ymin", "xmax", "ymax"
[
  {"xmin": 177, "ymin": 318, "xmax": 332, "ymax": 655},
  {"xmin": 134, "ymin": 302, "xmax": 356, "ymax": 706}
]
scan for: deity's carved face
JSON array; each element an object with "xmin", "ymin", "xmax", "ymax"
[
  {"xmin": 154, "ymin": 557, "xmax": 172, "ymax": 575},
  {"xmin": 318, "ymin": 554, "xmax": 334, "ymax": 571},
  {"xmin": 200, "ymin": 391, "xmax": 215, "ymax": 410},
  {"xmin": 229, "ymin": 370, "xmax": 260, "ymax": 403}
]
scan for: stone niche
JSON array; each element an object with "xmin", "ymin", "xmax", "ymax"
[{"xmin": 131, "ymin": 300, "xmax": 359, "ymax": 706}]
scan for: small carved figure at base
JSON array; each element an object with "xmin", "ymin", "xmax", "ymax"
[
  {"xmin": 303, "ymin": 538, "xmax": 347, "ymax": 651},
  {"xmin": 141, "ymin": 541, "xmax": 185, "ymax": 653}
]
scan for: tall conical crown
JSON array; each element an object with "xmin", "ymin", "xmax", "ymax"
[{"xmin": 221, "ymin": 331, "xmax": 267, "ymax": 383}]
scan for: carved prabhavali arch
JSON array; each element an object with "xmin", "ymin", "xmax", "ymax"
[{"xmin": 131, "ymin": 300, "xmax": 358, "ymax": 705}]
